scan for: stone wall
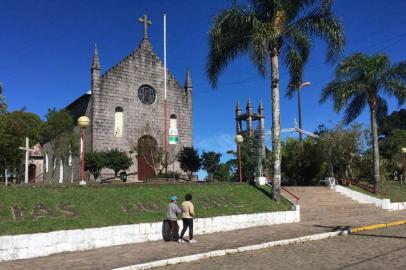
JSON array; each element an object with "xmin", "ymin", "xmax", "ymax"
[
  {"xmin": 0, "ymin": 208, "xmax": 299, "ymax": 262},
  {"xmin": 91, "ymin": 38, "xmax": 192, "ymax": 180}
]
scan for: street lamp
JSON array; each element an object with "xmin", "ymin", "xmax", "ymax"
[
  {"xmin": 401, "ymin": 147, "xmax": 406, "ymax": 184},
  {"xmin": 78, "ymin": 116, "xmax": 90, "ymax": 185},
  {"xmin": 297, "ymin": 81, "xmax": 311, "ymax": 146},
  {"xmin": 235, "ymin": 134, "xmax": 244, "ymax": 183}
]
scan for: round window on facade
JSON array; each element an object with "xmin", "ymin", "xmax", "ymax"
[{"xmin": 138, "ymin": 85, "xmax": 157, "ymax": 105}]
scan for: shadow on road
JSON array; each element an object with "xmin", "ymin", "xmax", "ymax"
[
  {"xmin": 352, "ymin": 232, "xmax": 406, "ymax": 240},
  {"xmin": 334, "ymin": 245, "xmax": 406, "ymax": 270}
]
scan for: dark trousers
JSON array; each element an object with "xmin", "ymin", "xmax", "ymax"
[
  {"xmin": 168, "ymin": 220, "xmax": 179, "ymax": 241},
  {"xmin": 180, "ymin": 218, "xmax": 194, "ymax": 240}
]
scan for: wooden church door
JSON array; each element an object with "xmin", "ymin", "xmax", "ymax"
[{"xmin": 137, "ymin": 136, "xmax": 157, "ymax": 180}]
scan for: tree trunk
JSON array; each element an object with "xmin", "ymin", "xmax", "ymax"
[
  {"xmin": 370, "ymin": 106, "xmax": 380, "ymax": 193},
  {"xmin": 271, "ymin": 52, "xmax": 281, "ymax": 201}
]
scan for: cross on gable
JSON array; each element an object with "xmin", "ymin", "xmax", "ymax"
[{"xmin": 138, "ymin": 14, "xmax": 152, "ymax": 38}]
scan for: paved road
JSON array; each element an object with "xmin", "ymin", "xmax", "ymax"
[{"xmin": 159, "ymin": 225, "xmax": 406, "ymax": 270}]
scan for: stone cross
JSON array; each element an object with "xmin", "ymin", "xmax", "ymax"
[
  {"xmin": 138, "ymin": 14, "xmax": 152, "ymax": 38},
  {"xmin": 19, "ymin": 137, "xmax": 35, "ymax": 184}
]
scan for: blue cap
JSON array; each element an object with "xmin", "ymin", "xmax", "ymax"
[{"xmin": 170, "ymin": 195, "xmax": 177, "ymax": 201}]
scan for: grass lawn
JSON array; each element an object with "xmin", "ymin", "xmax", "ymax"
[
  {"xmin": 349, "ymin": 181, "xmax": 406, "ymax": 203},
  {"xmin": 0, "ymin": 182, "xmax": 291, "ymax": 236}
]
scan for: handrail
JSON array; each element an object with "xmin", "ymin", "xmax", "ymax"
[
  {"xmin": 339, "ymin": 178, "xmax": 384, "ymax": 196},
  {"xmin": 281, "ymin": 186, "xmax": 300, "ymax": 204},
  {"xmin": 266, "ymin": 181, "xmax": 300, "ymax": 205}
]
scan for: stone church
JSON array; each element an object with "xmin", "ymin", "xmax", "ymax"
[{"xmin": 39, "ymin": 16, "xmax": 193, "ymax": 182}]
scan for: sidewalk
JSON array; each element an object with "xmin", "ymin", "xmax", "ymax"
[
  {"xmin": 1, "ymin": 186, "xmax": 405, "ymax": 270},
  {"xmin": 1, "ymin": 211, "xmax": 405, "ymax": 270}
]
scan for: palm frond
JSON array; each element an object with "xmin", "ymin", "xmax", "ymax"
[
  {"xmin": 283, "ymin": 26, "xmax": 311, "ymax": 97},
  {"xmin": 335, "ymin": 53, "xmax": 368, "ymax": 79},
  {"xmin": 320, "ymin": 79, "xmax": 363, "ymax": 112},
  {"xmin": 206, "ymin": 6, "xmax": 254, "ymax": 87},
  {"xmin": 376, "ymin": 96, "xmax": 388, "ymax": 124},
  {"xmin": 284, "ymin": 47, "xmax": 304, "ymax": 98},
  {"xmin": 343, "ymin": 92, "xmax": 367, "ymax": 125},
  {"xmin": 293, "ymin": 2, "xmax": 344, "ymax": 63},
  {"xmin": 251, "ymin": 0, "xmax": 278, "ymax": 21},
  {"xmin": 249, "ymin": 17, "xmax": 280, "ymax": 76},
  {"xmin": 381, "ymin": 61, "xmax": 406, "ymax": 105}
]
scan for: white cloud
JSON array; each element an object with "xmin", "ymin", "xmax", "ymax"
[{"xmin": 194, "ymin": 133, "xmax": 235, "ymax": 157}]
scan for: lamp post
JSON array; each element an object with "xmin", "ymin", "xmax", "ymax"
[
  {"xmin": 235, "ymin": 134, "xmax": 244, "ymax": 183},
  {"xmin": 78, "ymin": 116, "xmax": 90, "ymax": 185},
  {"xmin": 401, "ymin": 147, "xmax": 406, "ymax": 185},
  {"xmin": 297, "ymin": 81, "xmax": 311, "ymax": 146}
]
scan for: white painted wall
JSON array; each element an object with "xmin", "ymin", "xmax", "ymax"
[
  {"xmin": 334, "ymin": 185, "xmax": 406, "ymax": 211},
  {"xmin": 0, "ymin": 208, "xmax": 300, "ymax": 262}
]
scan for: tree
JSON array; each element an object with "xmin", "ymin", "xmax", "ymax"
[
  {"xmin": 227, "ymin": 136, "xmax": 262, "ymax": 182},
  {"xmin": 0, "ymin": 82, "xmax": 7, "ymax": 114},
  {"xmin": 0, "ymin": 111, "xmax": 42, "ymax": 181},
  {"xmin": 281, "ymin": 137, "xmax": 326, "ymax": 185},
  {"xmin": 321, "ymin": 53, "xmax": 406, "ymax": 192},
  {"xmin": 104, "ymin": 149, "xmax": 133, "ymax": 178},
  {"xmin": 85, "ymin": 151, "xmax": 106, "ymax": 180},
  {"xmin": 213, "ymin": 162, "xmax": 233, "ymax": 182},
  {"xmin": 379, "ymin": 109, "xmax": 406, "ymax": 137},
  {"xmin": 201, "ymin": 151, "xmax": 222, "ymax": 180},
  {"xmin": 207, "ymin": 0, "xmax": 344, "ymax": 200},
  {"xmin": 318, "ymin": 124, "xmax": 366, "ymax": 180},
  {"xmin": 42, "ymin": 108, "xmax": 79, "ymax": 182},
  {"xmin": 178, "ymin": 147, "xmax": 201, "ymax": 180}
]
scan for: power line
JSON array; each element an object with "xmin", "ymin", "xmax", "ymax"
[{"xmin": 193, "ymin": 31, "xmax": 406, "ymax": 93}]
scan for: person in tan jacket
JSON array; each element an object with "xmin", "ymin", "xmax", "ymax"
[{"xmin": 179, "ymin": 194, "xmax": 196, "ymax": 243}]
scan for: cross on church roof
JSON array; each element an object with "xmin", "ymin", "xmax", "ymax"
[{"xmin": 138, "ymin": 14, "xmax": 152, "ymax": 38}]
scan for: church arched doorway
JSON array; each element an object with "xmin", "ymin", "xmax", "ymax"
[
  {"xmin": 28, "ymin": 164, "xmax": 36, "ymax": 183},
  {"xmin": 137, "ymin": 135, "xmax": 158, "ymax": 180}
]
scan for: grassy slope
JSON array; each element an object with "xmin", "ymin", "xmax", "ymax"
[
  {"xmin": 349, "ymin": 181, "xmax": 406, "ymax": 202},
  {"xmin": 0, "ymin": 183, "xmax": 291, "ymax": 236}
]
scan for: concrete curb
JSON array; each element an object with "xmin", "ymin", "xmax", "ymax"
[
  {"xmin": 111, "ymin": 220, "xmax": 406, "ymax": 270},
  {"xmin": 351, "ymin": 220, "xmax": 406, "ymax": 233},
  {"xmin": 111, "ymin": 230, "xmax": 350, "ymax": 270}
]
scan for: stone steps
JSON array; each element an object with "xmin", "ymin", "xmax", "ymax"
[{"xmin": 281, "ymin": 186, "xmax": 385, "ymax": 222}]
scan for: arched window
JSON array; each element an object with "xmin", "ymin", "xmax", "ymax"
[
  {"xmin": 170, "ymin": 114, "xmax": 177, "ymax": 130},
  {"xmin": 115, "ymin": 107, "xmax": 124, "ymax": 137}
]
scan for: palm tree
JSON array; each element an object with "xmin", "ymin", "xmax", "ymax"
[
  {"xmin": 321, "ymin": 53, "xmax": 406, "ymax": 192},
  {"xmin": 206, "ymin": 0, "xmax": 344, "ymax": 200}
]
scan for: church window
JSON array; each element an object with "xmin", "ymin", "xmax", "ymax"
[
  {"xmin": 115, "ymin": 107, "xmax": 124, "ymax": 137},
  {"xmin": 45, "ymin": 153, "xmax": 49, "ymax": 173},
  {"xmin": 138, "ymin": 85, "xmax": 156, "ymax": 105},
  {"xmin": 170, "ymin": 114, "xmax": 177, "ymax": 130}
]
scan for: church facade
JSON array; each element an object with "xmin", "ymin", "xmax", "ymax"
[{"xmin": 41, "ymin": 18, "xmax": 193, "ymax": 182}]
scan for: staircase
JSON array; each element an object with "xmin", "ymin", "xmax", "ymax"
[{"xmin": 281, "ymin": 186, "xmax": 385, "ymax": 222}]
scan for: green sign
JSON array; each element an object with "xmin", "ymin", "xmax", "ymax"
[{"xmin": 169, "ymin": 136, "xmax": 178, "ymax": 144}]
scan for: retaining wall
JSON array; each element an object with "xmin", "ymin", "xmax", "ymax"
[
  {"xmin": 334, "ymin": 185, "xmax": 406, "ymax": 211},
  {"xmin": 0, "ymin": 207, "xmax": 300, "ymax": 262}
]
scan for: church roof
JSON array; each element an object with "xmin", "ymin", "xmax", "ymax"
[
  {"xmin": 65, "ymin": 92, "xmax": 91, "ymax": 122},
  {"xmin": 100, "ymin": 37, "xmax": 183, "ymax": 89}
]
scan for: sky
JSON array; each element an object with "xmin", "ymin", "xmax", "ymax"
[{"xmin": 1, "ymin": 0, "xmax": 406, "ymax": 162}]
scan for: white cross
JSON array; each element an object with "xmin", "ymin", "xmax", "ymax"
[{"xmin": 19, "ymin": 137, "xmax": 35, "ymax": 184}]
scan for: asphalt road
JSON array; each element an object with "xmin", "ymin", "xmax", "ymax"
[{"xmin": 158, "ymin": 225, "xmax": 406, "ymax": 270}]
